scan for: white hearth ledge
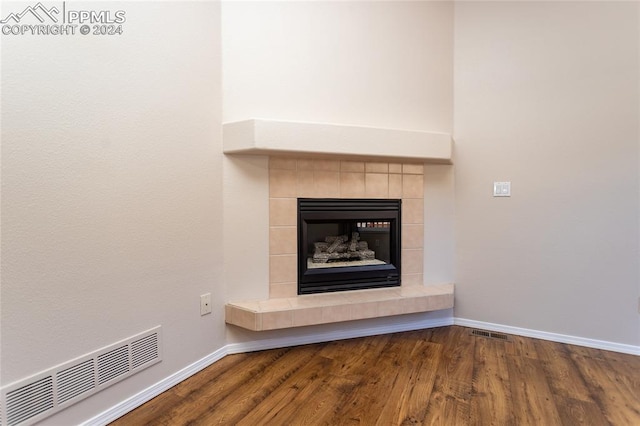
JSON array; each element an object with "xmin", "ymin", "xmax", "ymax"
[{"xmin": 222, "ymin": 119, "xmax": 453, "ymax": 163}]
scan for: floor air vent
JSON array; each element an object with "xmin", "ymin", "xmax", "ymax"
[
  {"xmin": 0, "ymin": 326, "xmax": 162, "ymax": 426},
  {"xmin": 471, "ymin": 329, "xmax": 510, "ymax": 341}
]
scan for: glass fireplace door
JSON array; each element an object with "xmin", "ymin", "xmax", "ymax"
[{"xmin": 298, "ymin": 199, "xmax": 401, "ymax": 294}]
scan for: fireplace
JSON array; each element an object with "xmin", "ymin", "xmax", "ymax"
[
  {"xmin": 225, "ymin": 156, "xmax": 455, "ymax": 332},
  {"xmin": 297, "ymin": 198, "xmax": 401, "ymax": 294}
]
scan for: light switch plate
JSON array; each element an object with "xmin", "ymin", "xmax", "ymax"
[{"xmin": 493, "ymin": 182, "xmax": 511, "ymax": 197}]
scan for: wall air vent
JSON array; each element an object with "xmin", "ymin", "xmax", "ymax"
[
  {"xmin": 471, "ymin": 329, "xmax": 510, "ymax": 341},
  {"xmin": 5, "ymin": 377, "xmax": 53, "ymax": 426},
  {"xmin": 0, "ymin": 326, "xmax": 162, "ymax": 426},
  {"xmin": 97, "ymin": 346, "xmax": 130, "ymax": 385},
  {"xmin": 56, "ymin": 360, "xmax": 95, "ymax": 405},
  {"xmin": 131, "ymin": 333, "xmax": 159, "ymax": 369}
]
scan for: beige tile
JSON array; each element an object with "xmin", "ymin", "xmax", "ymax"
[
  {"xmin": 411, "ymin": 296, "xmax": 431, "ymax": 312},
  {"xmin": 340, "ymin": 172, "xmax": 365, "ymax": 198},
  {"xmin": 298, "ymin": 159, "xmax": 314, "ymax": 170},
  {"xmin": 366, "ymin": 162, "xmax": 388, "ymax": 173},
  {"xmin": 225, "ymin": 304, "xmax": 233, "ymax": 323},
  {"xmin": 341, "ymin": 160, "xmax": 365, "ymax": 173},
  {"xmin": 402, "ymin": 249, "xmax": 424, "ymax": 274},
  {"xmin": 402, "ymin": 174, "xmax": 424, "ymax": 198},
  {"xmin": 288, "ymin": 295, "xmax": 320, "ymax": 308},
  {"xmin": 296, "ymin": 170, "xmax": 315, "ymax": 197},
  {"xmin": 402, "ymin": 198, "xmax": 423, "ymax": 224},
  {"xmin": 403, "ymin": 163, "xmax": 424, "ymax": 175},
  {"xmin": 313, "ymin": 159, "xmax": 340, "ymax": 171},
  {"xmin": 295, "ymin": 292, "xmax": 345, "ymax": 307},
  {"xmin": 270, "ymin": 226, "xmax": 297, "ymax": 255},
  {"xmin": 402, "ymin": 224, "xmax": 423, "ymax": 249},
  {"xmin": 343, "ymin": 288, "xmax": 395, "ymax": 303},
  {"xmin": 270, "ymin": 198, "xmax": 297, "ymax": 226},
  {"xmin": 378, "ymin": 299, "xmax": 404, "ymax": 316},
  {"xmin": 389, "ymin": 163, "xmax": 402, "ymax": 173},
  {"xmin": 400, "ymin": 284, "xmax": 428, "ymax": 296},
  {"xmin": 270, "ymin": 169, "xmax": 297, "ymax": 198},
  {"xmin": 230, "ymin": 300, "xmax": 260, "ymax": 311},
  {"xmin": 261, "ymin": 311, "xmax": 293, "ymax": 330},
  {"xmin": 269, "ymin": 254, "xmax": 297, "ymax": 283},
  {"xmin": 428, "ymin": 293, "xmax": 454, "ymax": 310},
  {"xmin": 401, "ymin": 273, "xmax": 424, "ymax": 286},
  {"xmin": 259, "ymin": 298, "xmax": 291, "ymax": 311},
  {"xmin": 424, "ymin": 283, "xmax": 454, "ymax": 295},
  {"xmin": 314, "ymin": 171, "xmax": 340, "ymax": 197},
  {"xmin": 399, "ymin": 296, "xmax": 421, "ymax": 314},
  {"xmin": 270, "ymin": 282, "xmax": 297, "ymax": 298},
  {"xmin": 322, "ymin": 305, "xmax": 351, "ymax": 323},
  {"xmin": 292, "ymin": 307, "xmax": 323, "ymax": 327},
  {"xmin": 365, "ymin": 173, "xmax": 389, "ymax": 198},
  {"xmin": 404, "ymin": 295, "xmax": 432, "ymax": 314},
  {"xmin": 438, "ymin": 284, "xmax": 455, "ymax": 296},
  {"xmin": 351, "ymin": 301, "xmax": 379, "ymax": 319},
  {"xmin": 226, "ymin": 306, "xmax": 258, "ymax": 330},
  {"xmin": 389, "ymin": 174, "xmax": 402, "ymax": 198},
  {"xmin": 270, "ymin": 157, "xmax": 297, "ymax": 170}
]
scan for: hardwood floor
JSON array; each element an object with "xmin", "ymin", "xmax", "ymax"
[{"xmin": 111, "ymin": 326, "xmax": 640, "ymax": 425}]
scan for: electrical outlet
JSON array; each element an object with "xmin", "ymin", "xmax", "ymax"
[{"xmin": 200, "ymin": 293, "xmax": 212, "ymax": 316}]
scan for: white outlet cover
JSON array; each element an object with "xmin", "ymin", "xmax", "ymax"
[{"xmin": 200, "ymin": 293, "xmax": 212, "ymax": 315}]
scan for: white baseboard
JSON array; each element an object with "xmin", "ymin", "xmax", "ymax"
[
  {"xmin": 82, "ymin": 315, "xmax": 453, "ymax": 426},
  {"xmin": 454, "ymin": 318, "xmax": 640, "ymax": 356}
]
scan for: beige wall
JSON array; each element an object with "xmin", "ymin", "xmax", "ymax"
[
  {"xmin": 454, "ymin": 1, "xmax": 640, "ymax": 345},
  {"xmin": 222, "ymin": 0, "xmax": 453, "ymax": 132},
  {"xmin": 1, "ymin": 2, "xmax": 225, "ymax": 424}
]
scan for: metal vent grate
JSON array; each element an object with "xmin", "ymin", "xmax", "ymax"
[
  {"xmin": 97, "ymin": 345, "xmax": 130, "ymax": 385},
  {"xmin": 131, "ymin": 333, "xmax": 159, "ymax": 369},
  {"xmin": 56, "ymin": 359, "xmax": 95, "ymax": 405},
  {"xmin": 471, "ymin": 329, "xmax": 510, "ymax": 341},
  {"xmin": 1, "ymin": 326, "xmax": 161, "ymax": 426},
  {"xmin": 5, "ymin": 377, "xmax": 53, "ymax": 426}
]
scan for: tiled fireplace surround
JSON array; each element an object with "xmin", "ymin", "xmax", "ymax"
[
  {"xmin": 224, "ymin": 153, "xmax": 454, "ymax": 331},
  {"xmin": 268, "ymin": 157, "xmax": 425, "ymax": 298},
  {"xmin": 223, "ymin": 119, "xmax": 454, "ymax": 331}
]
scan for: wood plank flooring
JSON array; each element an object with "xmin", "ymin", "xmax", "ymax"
[{"xmin": 110, "ymin": 326, "xmax": 640, "ymax": 425}]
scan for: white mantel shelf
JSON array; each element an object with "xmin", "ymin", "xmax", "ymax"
[
  {"xmin": 223, "ymin": 119, "xmax": 453, "ymax": 163},
  {"xmin": 225, "ymin": 283, "xmax": 454, "ymax": 331}
]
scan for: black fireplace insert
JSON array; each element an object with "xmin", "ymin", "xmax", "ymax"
[{"xmin": 298, "ymin": 198, "xmax": 401, "ymax": 294}]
